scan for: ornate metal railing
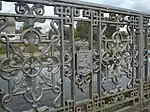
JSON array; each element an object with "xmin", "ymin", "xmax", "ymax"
[{"xmin": 0, "ymin": 0, "xmax": 150, "ymax": 112}]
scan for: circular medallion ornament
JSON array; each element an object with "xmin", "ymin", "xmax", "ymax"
[
  {"xmin": 22, "ymin": 57, "xmax": 43, "ymax": 77},
  {"xmin": 21, "ymin": 28, "xmax": 41, "ymax": 46}
]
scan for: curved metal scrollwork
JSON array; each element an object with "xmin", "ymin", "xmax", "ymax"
[
  {"xmin": 93, "ymin": 49, "xmax": 100, "ymax": 73},
  {"xmin": 0, "ymin": 15, "xmax": 62, "ymax": 111},
  {"xmin": 100, "ymin": 22, "xmax": 134, "ymax": 94},
  {"xmin": 0, "ymin": 0, "xmax": 148, "ymax": 111},
  {"xmin": 15, "ymin": 3, "xmax": 45, "ymax": 26},
  {"xmin": 21, "ymin": 28, "xmax": 41, "ymax": 46}
]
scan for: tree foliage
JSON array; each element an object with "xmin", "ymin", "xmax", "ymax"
[
  {"xmin": 76, "ymin": 21, "xmax": 90, "ymax": 40},
  {"xmin": 48, "ymin": 20, "xmax": 127, "ymax": 42},
  {"xmin": 22, "ymin": 22, "xmax": 29, "ymax": 31},
  {"xmin": 21, "ymin": 22, "xmax": 42, "ymax": 34}
]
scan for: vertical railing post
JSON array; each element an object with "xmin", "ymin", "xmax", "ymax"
[
  {"xmin": 60, "ymin": 11, "xmax": 65, "ymax": 109},
  {"xmin": 71, "ymin": 7, "xmax": 76, "ymax": 112},
  {"xmin": 144, "ymin": 17, "xmax": 149, "ymax": 82},
  {"xmin": 138, "ymin": 15, "xmax": 145, "ymax": 111},
  {"xmin": 89, "ymin": 13, "xmax": 93, "ymax": 100},
  {"xmin": 98, "ymin": 10, "xmax": 102, "ymax": 112}
]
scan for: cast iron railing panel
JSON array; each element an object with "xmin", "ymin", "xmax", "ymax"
[{"xmin": 0, "ymin": 0, "xmax": 149, "ymax": 112}]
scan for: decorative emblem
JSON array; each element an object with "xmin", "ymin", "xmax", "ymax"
[
  {"xmin": 77, "ymin": 51, "xmax": 92, "ymax": 76},
  {"xmin": 75, "ymin": 40, "xmax": 92, "ymax": 92}
]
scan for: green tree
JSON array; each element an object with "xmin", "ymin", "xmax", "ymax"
[
  {"xmin": 22, "ymin": 22, "xmax": 42, "ymax": 34},
  {"xmin": 22, "ymin": 22, "xmax": 29, "ymax": 30},
  {"xmin": 76, "ymin": 21, "xmax": 90, "ymax": 40},
  {"xmin": 74, "ymin": 28, "xmax": 78, "ymax": 40},
  {"xmin": 64, "ymin": 26, "xmax": 71, "ymax": 40},
  {"xmin": 48, "ymin": 26, "xmax": 70, "ymax": 40},
  {"xmin": 75, "ymin": 20, "xmax": 118, "ymax": 40},
  {"xmin": 104, "ymin": 24, "xmax": 117, "ymax": 39}
]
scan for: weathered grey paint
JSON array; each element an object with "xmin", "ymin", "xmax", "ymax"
[{"xmin": 0, "ymin": 0, "xmax": 150, "ymax": 112}]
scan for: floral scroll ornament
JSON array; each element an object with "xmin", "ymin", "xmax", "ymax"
[
  {"xmin": 0, "ymin": 15, "xmax": 62, "ymax": 111},
  {"xmin": 15, "ymin": 3, "xmax": 45, "ymax": 27},
  {"xmin": 100, "ymin": 24, "xmax": 133, "ymax": 94}
]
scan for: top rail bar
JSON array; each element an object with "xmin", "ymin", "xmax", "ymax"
[{"xmin": 2, "ymin": 0, "xmax": 150, "ymax": 17}]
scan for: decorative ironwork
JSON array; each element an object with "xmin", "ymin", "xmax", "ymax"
[
  {"xmin": 100, "ymin": 22, "xmax": 134, "ymax": 95},
  {"xmin": 0, "ymin": 16, "xmax": 62, "ymax": 111},
  {"xmin": 75, "ymin": 40, "xmax": 92, "ymax": 92},
  {"xmin": 0, "ymin": 0, "xmax": 149, "ymax": 112},
  {"xmin": 15, "ymin": 3, "xmax": 46, "ymax": 26}
]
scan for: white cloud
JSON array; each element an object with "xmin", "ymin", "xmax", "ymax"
[
  {"xmin": 103, "ymin": 0, "xmax": 125, "ymax": 6},
  {"xmin": 82, "ymin": 0, "xmax": 104, "ymax": 4},
  {"xmin": 131, "ymin": 0, "xmax": 150, "ymax": 12},
  {"xmin": 83, "ymin": 0, "xmax": 150, "ymax": 12},
  {"xmin": 1, "ymin": 2, "xmax": 15, "ymax": 13},
  {"xmin": 119, "ymin": 0, "xmax": 134, "ymax": 9}
]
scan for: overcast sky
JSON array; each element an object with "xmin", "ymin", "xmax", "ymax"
[
  {"xmin": 83, "ymin": 0, "xmax": 150, "ymax": 12},
  {"xmin": 2, "ymin": 0, "xmax": 150, "ymax": 15},
  {"xmin": 1, "ymin": 0, "xmax": 150, "ymax": 32}
]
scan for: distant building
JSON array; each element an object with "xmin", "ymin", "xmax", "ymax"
[{"xmin": 1, "ymin": 17, "xmax": 16, "ymax": 34}]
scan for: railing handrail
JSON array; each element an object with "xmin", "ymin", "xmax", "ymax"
[{"xmin": 2, "ymin": 0, "xmax": 150, "ymax": 17}]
